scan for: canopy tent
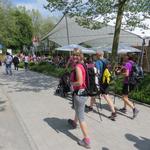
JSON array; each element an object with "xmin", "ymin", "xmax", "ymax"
[
  {"xmin": 41, "ymin": 15, "xmax": 150, "ymax": 72},
  {"xmin": 100, "ymin": 43, "xmax": 141, "ymax": 54},
  {"xmin": 56, "ymin": 44, "xmax": 96, "ymax": 54},
  {"xmin": 41, "ymin": 15, "xmax": 142, "ymax": 48}
]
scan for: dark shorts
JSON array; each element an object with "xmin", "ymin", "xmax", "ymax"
[
  {"xmin": 100, "ymin": 83, "xmax": 109, "ymax": 95},
  {"xmin": 122, "ymin": 83, "xmax": 135, "ymax": 95}
]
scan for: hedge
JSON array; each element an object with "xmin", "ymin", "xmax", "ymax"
[{"xmin": 109, "ymin": 74, "xmax": 150, "ymax": 105}]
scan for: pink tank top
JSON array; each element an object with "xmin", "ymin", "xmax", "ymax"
[{"xmin": 70, "ymin": 64, "xmax": 86, "ymax": 91}]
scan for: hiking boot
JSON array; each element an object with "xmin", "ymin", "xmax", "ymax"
[
  {"xmin": 88, "ymin": 107, "xmax": 93, "ymax": 111},
  {"xmin": 85, "ymin": 105, "xmax": 93, "ymax": 111},
  {"xmin": 85, "ymin": 105, "xmax": 89, "ymax": 109},
  {"xmin": 108, "ymin": 112, "xmax": 117, "ymax": 121},
  {"xmin": 68, "ymin": 119, "xmax": 77, "ymax": 129},
  {"xmin": 133, "ymin": 108, "xmax": 139, "ymax": 119},
  {"xmin": 78, "ymin": 138, "xmax": 91, "ymax": 149},
  {"xmin": 119, "ymin": 107, "xmax": 127, "ymax": 113}
]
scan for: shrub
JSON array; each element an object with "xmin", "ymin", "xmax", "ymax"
[
  {"xmin": 29, "ymin": 62, "xmax": 69, "ymax": 78},
  {"xmin": 110, "ymin": 74, "xmax": 150, "ymax": 105},
  {"xmin": 18, "ymin": 62, "xmax": 24, "ymax": 68}
]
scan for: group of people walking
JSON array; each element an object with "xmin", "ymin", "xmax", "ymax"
[
  {"xmin": 3, "ymin": 52, "xmax": 29, "ymax": 75},
  {"xmin": 67, "ymin": 48, "xmax": 139, "ymax": 149}
]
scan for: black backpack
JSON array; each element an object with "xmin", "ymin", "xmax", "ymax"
[
  {"xmin": 82, "ymin": 64, "xmax": 100, "ymax": 96},
  {"xmin": 13, "ymin": 56, "xmax": 19, "ymax": 64},
  {"xmin": 129, "ymin": 62, "xmax": 144, "ymax": 85}
]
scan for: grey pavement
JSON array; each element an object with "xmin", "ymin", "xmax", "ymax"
[{"xmin": 0, "ymin": 66, "xmax": 150, "ymax": 150}]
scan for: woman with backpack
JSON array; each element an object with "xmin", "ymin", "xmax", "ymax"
[
  {"xmin": 85, "ymin": 56, "xmax": 99, "ymax": 112},
  {"xmin": 119, "ymin": 54, "xmax": 139, "ymax": 119},
  {"xmin": 68, "ymin": 48, "xmax": 91, "ymax": 149}
]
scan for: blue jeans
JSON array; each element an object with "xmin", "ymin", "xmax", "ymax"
[
  {"xmin": 5, "ymin": 64, "xmax": 12, "ymax": 75},
  {"xmin": 24, "ymin": 62, "xmax": 29, "ymax": 70}
]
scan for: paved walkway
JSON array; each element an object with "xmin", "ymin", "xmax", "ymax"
[{"xmin": 0, "ymin": 66, "xmax": 150, "ymax": 150}]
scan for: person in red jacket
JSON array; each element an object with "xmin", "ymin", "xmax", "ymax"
[{"xmin": 68, "ymin": 48, "xmax": 91, "ymax": 149}]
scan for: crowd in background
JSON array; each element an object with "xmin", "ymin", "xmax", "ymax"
[{"xmin": 0, "ymin": 49, "xmax": 140, "ymax": 149}]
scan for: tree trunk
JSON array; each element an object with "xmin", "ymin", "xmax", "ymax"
[{"xmin": 111, "ymin": 1, "xmax": 127, "ymax": 67}]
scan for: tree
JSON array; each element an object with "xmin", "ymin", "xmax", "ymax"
[
  {"xmin": 28, "ymin": 9, "xmax": 42, "ymax": 37},
  {"xmin": 0, "ymin": 0, "xmax": 13, "ymax": 49},
  {"xmin": 28, "ymin": 9, "xmax": 54, "ymax": 38},
  {"xmin": 45, "ymin": 0, "xmax": 150, "ymax": 65},
  {"xmin": 13, "ymin": 8, "xmax": 33, "ymax": 49},
  {"xmin": 39, "ymin": 16, "xmax": 54, "ymax": 37},
  {"xmin": 0, "ymin": 0, "xmax": 54, "ymax": 52},
  {"xmin": 0, "ymin": 3, "xmax": 34, "ymax": 50}
]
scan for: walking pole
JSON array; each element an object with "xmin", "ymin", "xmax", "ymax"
[
  {"xmin": 113, "ymin": 75, "xmax": 118, "ymax": 105},
  {"xmin": 113, "ymin": 92, "xmax": 116, "ymax": 104},
  {"xmin": 113, "ymin": 83, "xmax": 117, "ymax": 104},
  {"xmin": 99, "ymin": 95, "xmax": 103, "ymax": 110},
  {"xmin": 95, "ymin": 96, "xmax": 103, "ymax": 121}
]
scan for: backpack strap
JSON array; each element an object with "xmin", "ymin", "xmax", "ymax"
[
  {"xmin": 80, "ymin": 63, "xmax": 89, "ymax": 89},
  {"xmin": 128, "ymin": 61, "xmax": 135, "ymax": 77}
]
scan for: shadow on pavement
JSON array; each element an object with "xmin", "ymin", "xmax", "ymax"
[
  {"xmin": 0, "ymin": 106, "xmax": 5, "ymax": 112},
  {"xmin": 94, "ymin": 103, "xmax": 133, "ymax": 119},
  {"xmin": 116, "ymin": 111, "xmax": 133, "ymax": 119},
  {"xmin": 125, "ymin": 133, "xmax": 150, "ymax": 150},
  {"xmin": 44, "ymin": 117, "xmax": 80, "ymax": 142},
  {"xmin": 0, "ymin": 70, "xmax": 58, "ymax": 92},
  {"xmin": 85, "ymin": 103, "xmax": 112, "ymax": 121},
  {"xmin": 102, "ymin": 147, "xmax": 109, "ymax": 150},
  {"xmin": 0, "ymin": 101, "xmax": 6, "ymax": 105}
]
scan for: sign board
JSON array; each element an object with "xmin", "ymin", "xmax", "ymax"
[{"xmin": 7, "ymin": 49, "xmax": 12, "ymax": 55}]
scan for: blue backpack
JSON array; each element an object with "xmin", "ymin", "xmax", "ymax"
[{"xmin": 129, "ymin": 62, "xmax": 144, "ymax": 85}]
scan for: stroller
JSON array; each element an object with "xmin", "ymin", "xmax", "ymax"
[{"xmin": 55, "ymin": 72, "xmax": 71, "ymax": 97}]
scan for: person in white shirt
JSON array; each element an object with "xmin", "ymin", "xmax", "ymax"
[
  {"xmin": 4, "ymin": 52, "xmax": 13, "ymax": 75},
  {"xmin": 24, "ymin": 54, "xmax": 29, "ymax": 71}
]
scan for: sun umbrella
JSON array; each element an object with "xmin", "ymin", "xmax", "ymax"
[
  {"xmin": 102, "ymin": 43, "xmax": 141, "ymax": 54},
  {"xmin": 56, "ymin": 44, "xmax": 96, "ymax": 54}
]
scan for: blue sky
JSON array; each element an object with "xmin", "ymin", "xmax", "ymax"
[{"xmin": 12, "ymin": 0, "xmax": 60, "ymax": 17}]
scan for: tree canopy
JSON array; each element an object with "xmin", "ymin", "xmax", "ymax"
[
  {"xmin": 28, "ymin": 9, "xmax": 54, "ymax": 37},
  {"xmin": 0, "ymin": 2, "xmax": 33, "ymax": 50},
  {"xmin": 45, "ymin": 0, "xmax": 150, "ymax": 29},
  {"xmin": 0, "ymin": 0, "xmax": 54, "ymax": 52},
  {"xmin": 45, "ymin": 0, "xmax": 150, "ymax": 64}
]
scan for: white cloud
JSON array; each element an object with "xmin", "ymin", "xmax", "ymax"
[
  {"xmin": 96, "ymin": 15, "xmax": 150, "ymax": 39},
  {"xmin": 130, "ymin": 19, "xmax": 150, "ymax": 39},
  {"xmin": 15, "ymin": 1, "xmax": 51, "ymax": 17},
  {"xmin": 16, "ymin": 3, "xmax": 35, "ymax": 10}
]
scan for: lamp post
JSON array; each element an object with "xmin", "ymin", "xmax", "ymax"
[
  {"xmin": 140, "ymin": 36, "xmax": 150, "ymax": 67},
  {"xmin": 65, "ymin": 13, "xmax": 72, "ymax": 56},
  {"xmin": 65, "ymin": 14, "xmax": 70, "ymax": 45}
]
